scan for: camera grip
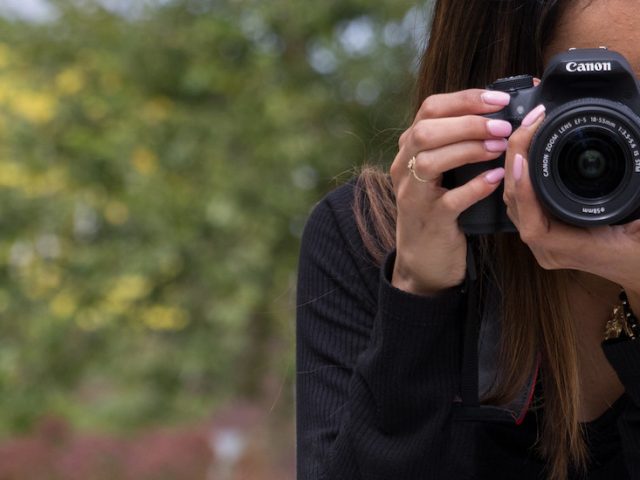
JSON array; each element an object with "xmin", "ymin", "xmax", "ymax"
[{"xmin": 442, "ymin": 156, "xmax": 516, "ymax": 235}]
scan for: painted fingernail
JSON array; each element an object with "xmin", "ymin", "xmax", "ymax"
[
  {"xmin": 481, "ymin": 91, "xmax": 511, "ymax": 106},
  {"xmin": 485, "ymin": 167, "xmax": 505, "ymax": 184},
  {"xmin": 484, "ymin": 138, "xmax": 508, "ymax": 152},
  {"xmin": 513, "ymin": 154, "xmax": 524, "ymax": 181},
  {"xmin": 487, "ymin": 120, "xmax": 513, "ymax": 137},
  {"xmin": 521, "ymin": 104, "xmax": 546, "ymax": 127}
]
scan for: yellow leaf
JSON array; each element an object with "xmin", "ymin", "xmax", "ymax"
[
  {"xmin": 143, "ymin": 96, "xmax": 173, "ymax": 122},
  {"xmin": 104, "ymin": 200, "xmax": 129, "ymax": 225},
  {"xmin": 106, "ymin": 274, "xmax": 152, "ymax": 305},
  {"xmin": 131, "ymin": 147, "xmax": 158, "ymax": 175},
  {"xmin": 142, "ymin": 305, "xmax": 189, "ymax": 331},
  {"xmin": 11, "ymin": 91, "xmax": 57, "ymax": 124},
  {"xmin": 50, "ymin": 291, "xmax": 77, "ymax": 318},
  {"xmin": 0, "ymin": 162, "xmax": 28, "ymax": 188},
  {"xmin": 55, "ymin": 68, "xmax": 85, "ymax": 95},
  {"xmin": 31, "ymin": 266, "xmax": 62, "ymax": 294}
]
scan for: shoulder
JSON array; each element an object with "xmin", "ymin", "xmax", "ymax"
[
  {"xmin": 303, "ymin": 180, "xmax": 359, "ymax": 243},
  {"xmin": 303, "ymin": 173, "xmax": 394, "ymax": 260},
  {"xmin": 299, "ymin": 178, "xmax": 380, "ymax": 305},
  {"xmin": 301, "ymin": 178, "xmax": 379, "ymax": 266}
]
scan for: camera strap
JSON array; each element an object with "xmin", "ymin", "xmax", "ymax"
[
  {"xmin": 460, "ymin": 236, "xmax": 482, "ymax": 407},
  {"xmin": 458, "ymin": 237, "xmax": 540, "ymax": 422}
]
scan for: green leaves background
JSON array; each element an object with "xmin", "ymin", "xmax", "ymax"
[{"xmin": 0, "ymin": 0, "xmax": 424, "ymax": 435}]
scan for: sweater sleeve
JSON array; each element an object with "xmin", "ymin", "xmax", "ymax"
[
  {"xmin": 602, "ymin": 340, "xmax": 640, "ymax": 476},
  {"xmin": 296, "ymin": 183, "xmax": 468, "ymax": 480}
]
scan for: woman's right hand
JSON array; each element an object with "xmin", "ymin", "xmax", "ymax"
[{"xmin": 389, "ymin": 89, "xmax": 513, "ymax": 296}]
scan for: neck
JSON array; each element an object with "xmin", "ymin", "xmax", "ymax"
[
  {"xmin": 567, "ymin": 271, "xmax": 624, "ymax": 422},
  {"xmin": 568, "ymin": 271, "xmax": 620, "ymax": 337}
]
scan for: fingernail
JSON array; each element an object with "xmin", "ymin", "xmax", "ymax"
[
  {"xmin": 513, "ymin": 154, "xmax": 524, "ymax": 181},
  {"xmin": 521, "ymin": 104, "xmax": 546, "ymax": 127},
  {"xmin": 487, "ymin": 120, "xmax": 513, "ymax": 137},
  {"xmin": 482, "ymin": 91, "xmax": 511, "ymax": 106},
  {"xmin": 484, "ymin": 138, "xmax": 508, "ymax": 152},
  {"xmin": 485, "ymin": 167, "xmax": 505, "ymax": 184}
]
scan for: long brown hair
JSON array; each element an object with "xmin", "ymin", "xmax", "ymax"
[{"xmin": 353, "ymin": 1, "xmax": 588, "ymax": 479}]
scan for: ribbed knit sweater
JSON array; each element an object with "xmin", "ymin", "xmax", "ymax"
[{"xmin": 296, "ymin": 181, "xmax": 640, "ymax": 479}]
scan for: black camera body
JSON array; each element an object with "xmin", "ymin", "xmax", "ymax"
[{"xmin": 445, "ymin": 48, "xmax": 640, "ymax": 234}]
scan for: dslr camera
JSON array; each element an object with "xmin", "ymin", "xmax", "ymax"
[{"xmin": 445, "ymin": 48, "xmax": 640, "ymax": 234}]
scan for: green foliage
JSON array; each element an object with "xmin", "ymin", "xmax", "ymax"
[{"xmin": 0, "ymin": 0, "xmax": 423, "ymax": 434}]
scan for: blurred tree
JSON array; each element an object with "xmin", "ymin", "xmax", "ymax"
[{"xmin": 0, "ymin": 0, "xmax": 425, "ymax": 433}]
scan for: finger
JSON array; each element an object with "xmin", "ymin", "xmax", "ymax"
[
  {"xmin": 503, "ymin": 151, "xmax": 523, "ymax": 229},
  {"xmin": 511, "ymin": 154, "xmax": 550, "ymax": 234},
  {"xmin": 411, "ymin": 139, "xmax": 508, "ymax": 182},
  {"xmin": 439, "ymin": 167, "xmax": 505, "ymax": 215},
  {"xmin": 390, "ymin": 147, "xmax": 444, "ymax": 208},
  {"xmin": 504, "ymin": 104, "xmax": 546, "ymax": 204},
  {"xmin": 513, "ymin": 154, "xmax": 580, "ymax": 249},
  {"xmin": 505, "ymin": 204, "xmax": 520, "ymax": 229},
  {"xmin": 510, "ymin": 104, "xmax": 546, "ymax": 150},
  {"xmin": 517, "ymin": 154, "xmax": 599, "ymax": 270},
  {"xmin": 415, "ymin": 89, "xmax": 511, "ymax": 123},
  {"xmin": 407, "ymin": 116, "xmax": 513, "ymax": 153}
]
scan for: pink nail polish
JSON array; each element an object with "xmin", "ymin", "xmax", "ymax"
[
  {"xmin": 485, "ymin": 167, "xmax": 505, "ymax": 184},
  {"xmin": 521, "ymin": 104, "xmax": 546, "ymax": 127},
  {"xmin": 484, "ymin": 139, "xmax": 508, "ymax": 152},
  {"xmin": 513, "ymin": 154, "xmax": 524, "ymax": 181},
  {"xmin": 481, "ymin": 91, "xmax": 511, "ymax": 106},
  {"xmin": 487, "ymin": 120, "xmax": 513, "ymax": 137}
]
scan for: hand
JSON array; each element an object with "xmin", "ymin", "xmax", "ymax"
[
  {"xmin": 503, "ymin": 105, "xmax": 640, "ymax": 303},
  {"xmin": 390, "ymin": 89, "xmax": 513, "ymax": 296}
]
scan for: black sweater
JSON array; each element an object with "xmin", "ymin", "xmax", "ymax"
[{"xmin": 296, "ymin": 181, "xmax": 640, "ymax": 479}]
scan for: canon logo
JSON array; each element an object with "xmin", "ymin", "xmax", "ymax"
[{"xmin": 565, "ymin": 61, "xmax": 612, "ymax": 73}]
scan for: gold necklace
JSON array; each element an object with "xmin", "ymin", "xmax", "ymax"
[
  {"xmin": 567, "ymin": 272, "xmax": 630, "ymax": 340},
  {"xmin": 603, "ymin": 302, "xmax": 634, "ymax": 340}
]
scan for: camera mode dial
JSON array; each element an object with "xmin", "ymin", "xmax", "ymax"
[{"xmin": 489, "ymin": 75, "xmax": 534, "ymax": 92}]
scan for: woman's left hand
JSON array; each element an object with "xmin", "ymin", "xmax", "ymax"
[{"xmin": 503, "ymin": 105, "xmax": 640, "ymax": 307}]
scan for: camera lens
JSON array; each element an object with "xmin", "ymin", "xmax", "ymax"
[
  {"xmin": 529, "ymin": 100, "xmax": 640, "ymax": 227},
  {"xmin": 577, "ymin": 149, "xmax": 606, "ymax": 179},
  {"xmin": 557, "ymin": 128, "xmax": 626, "ymax": 199}
]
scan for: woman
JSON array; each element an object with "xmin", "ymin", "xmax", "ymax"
[{"xmin": 296, "ymin": 1, "xmax": 640, "ymax": 479}]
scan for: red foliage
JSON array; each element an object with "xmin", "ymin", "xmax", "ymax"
[
  {"xmin": 0, "ymin": 407, "xmax": 295, "ymax": 480},
  {"xmin": 0, "ymin": 417, "xmax": 209, "ymax": 480}
]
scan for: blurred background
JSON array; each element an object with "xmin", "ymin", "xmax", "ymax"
[{"xmin": 0, "ymin": 0, "xmax": 425, "ymax": 478}]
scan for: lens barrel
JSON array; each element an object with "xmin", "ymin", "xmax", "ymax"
[{"xmin": 529, "ymin": 99, "xmax": 640, "ymax": 226}]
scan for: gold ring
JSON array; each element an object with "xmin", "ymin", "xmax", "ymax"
[{"xmin": 407, "ymin": 155, "xmax": 428, "ymax": 183}]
